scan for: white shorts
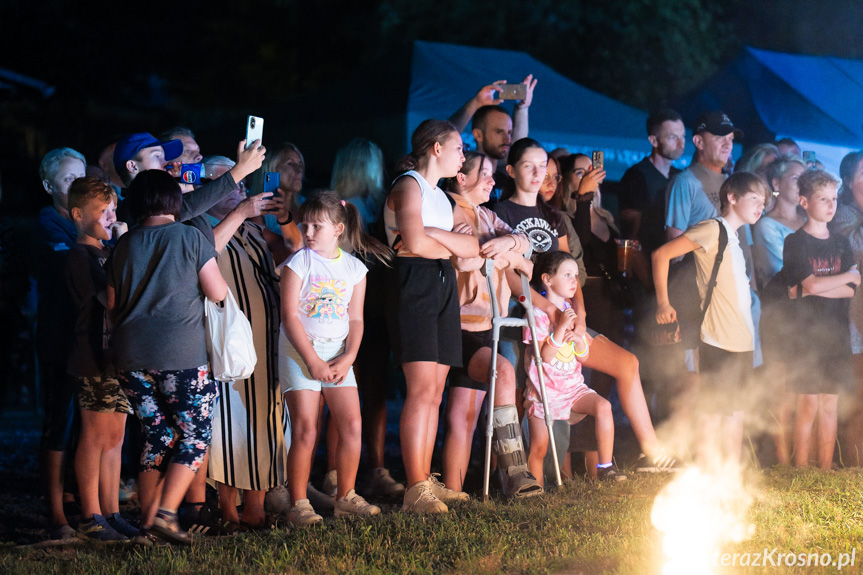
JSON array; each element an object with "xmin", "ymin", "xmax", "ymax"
[{"xmin": 279, "ymin": 330, "xmax": 357, "ymax": 393}]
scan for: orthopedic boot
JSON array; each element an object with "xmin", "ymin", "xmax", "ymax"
[{"xmin": 493, "ymin": 404, "xmax": 543, "ymax": 498}]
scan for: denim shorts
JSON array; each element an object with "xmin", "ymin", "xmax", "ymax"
[{"xmin": 279, "ymin": 331, "xmax": 357, "ymax": 393}]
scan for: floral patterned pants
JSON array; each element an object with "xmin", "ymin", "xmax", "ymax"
[{"xmin": 119, "ymin": 365, "xmax": 218, "ymax": 472}]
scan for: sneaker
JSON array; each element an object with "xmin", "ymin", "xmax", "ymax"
[
  {"xmin": 307, "ymin": 481, "xmax": 335, "ymax": 511},
  {"xmin": 151, "ymin": 511, "xmax": 192, "ymax": 545},
  {"xmin": 596, "ymin": 466, "xmax": 627, "ymax": 482},
  {"xmin": 265, "ymin": 483, "xmax": 292, "ymax": 516},
  {"xmin": 49, "ymin": 524, "xmax": 77, "ymax": 541},
  {"xmin": 106, "ymin": 512, "xmax": 140, "ymax": 538},
  {"xmin": 334, "ymin": 489, "xmax": 381, "ymax": 518},
  {"xmin": 428, "ymin": 474, "xmax": 470, "ymax": 502},
  {"xmin": 322, "ymin": 469, "xmax": 338, "ymax": 498},
  {"xmin": 118, "ymin": 479, "xmax": 137, "ymax": 503},
  {"xmin": 76, "ymin": 514, "xmax": 128, "ymax": 543},
  {"xmin": 402, "ymin": 480, "xmax": 447, "ymax": 514},
  {"xmin": 366, "ymin": 467, "xmax": 405, "ymax": 496},
  {"xmin": 132, "ymin": 528, "xmax": 171, "ymax": 547},
  {"xmin": 286, "ymin": 499, "xmax": 323, "ymax": 527},
  {"xmin": 178, "ymin": 502, "xmax": 236, "ymax": 536},
  {"xmin": 635, "ymin": 451, "xmax": 681, "ymax": 473}
]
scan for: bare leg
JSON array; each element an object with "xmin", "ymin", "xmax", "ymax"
[
  {"xmin": 400, "ymin": 361, "xmax": 448, "ymax": 486},
  {"xmin": 76, "ymin": 411, "xmax": 125, "ymax": 518},
  {"xmin": 442, "ymin": 387, "xmax": 485, "ymax": 491},
  {"xmin": 722, "ymin": 411, "xmax": 745, "ymax": 467},
  {"xmin": 137, "ymin": 469, "xmax": 164, "ymax": 528},
  {"xmin": 321, "ymin": 386, "xmax": 362, "ymax": 499},
  {"xmin": 767, "ymin": 362, "xmax": 793, "ymax": 466},
  {"xmin": 240, "ymin": 490, "xmax": 266, "ymax": 527},
  {"xmin": 571, "ymin": 394, "xmax": 614, "ymax": 465},
  {"xmin": 217, "ymin": 484, "xmax": 240, "ymax": 524},
  {"xmin": 817, "ymin": 394, "xmax": 839, "ymax": 470},
  {"xmin": 794, "ymin": 394, "xmax": 818, "ymax": 467},
  {"xmin": 183, "ymin": 448, "xmax": 209, "ymax": 503},
  {"xmin": 583, "ymin": 451, "xmax": 598, "ymax": 479},
  {"xmin": 526, "ymin": 416, "xmax": 549, "ymax": 487},
  {"xmin": 159, "ymin": 463, "xmax": 198, "ymax": 513},
  {"xmin": 42, "ymin": 450, "xmax": 68, "ymax": 528},
  {"xmin": 99, "ymin": 412, "xmax": 127, "ymax": 516},
  {"xmin": 581, "ymin": 336, "xmax": 661, "ymax": 456},
  {"xmin": 284, "ymin": 390, "xmax": 321, "ymax": 504}
]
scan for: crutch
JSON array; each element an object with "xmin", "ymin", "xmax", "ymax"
[{"xmin": 482, "ymin": 256, "xmax": 562, "ymax": 502}]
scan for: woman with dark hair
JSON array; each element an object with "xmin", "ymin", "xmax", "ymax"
[
  {"xmin": 830, "ymin": 150, "xmax": 863, "ymax": 464},
  {"xmin": 107, "ymin": 170, "xmax": 228, "ymax": 544},
  {"xmin": 384, "ymin": 119, "xmax": 479, "ymax": 513}
]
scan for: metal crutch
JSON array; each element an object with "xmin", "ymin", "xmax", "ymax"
[{"xmin": 482, "ymin": 256, "xmax": 563, "ymax": 501}]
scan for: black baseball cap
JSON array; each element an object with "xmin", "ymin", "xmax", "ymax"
[{"xmin": 694, "ymin": 111, "xmax": 744, "ymax": 139}]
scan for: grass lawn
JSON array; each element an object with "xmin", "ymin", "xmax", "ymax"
[{"xmin": 3, "ymin": 467, "xmax": 862, "ymax": 574}]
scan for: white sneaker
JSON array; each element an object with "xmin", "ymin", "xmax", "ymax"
[
  {"xmin": 307, "ymin": 482, "xmax": 335, "ymax": 510},
  {"xmin": 287, "ymin": 499, "xmax": 323, "ymax": 527},
  {"xmin": 334, "ymin": 489, "xmax": 381, "ymax": 517},
  {"xmin": 322, "ymin": 470, "xmax": 338, "ymax": 498},
  {"xmin": 366, "ymin": 467, "xmax": 405, "ymax": 496},
  {"xmin": 428, "ymin": 473, "xmax": 470, "ymax": 502},
  {"xmin": 402, "ymin": 480, "xmax": 447, "ymax": 514},
  {"xmin": 264, "ymin": 483, "xmax": 292, "ymax": 515}
]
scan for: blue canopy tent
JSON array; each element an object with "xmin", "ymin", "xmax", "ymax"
[
  {"xmin": 678, "ymin": 47, "xmax": 863, "ymax": 172},
  {"xmin": 407, "ymin": 41, "xmax": 652, "ymax": 179}
]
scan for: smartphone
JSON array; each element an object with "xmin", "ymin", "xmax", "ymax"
[
  {"xmin": 263, "ymin": 171, "xmax": 280, "ymax": 195},
  {"xmin": 245, "ymin": 115, "xmax": 264, "ymax": 150},
  {"xmin": 496, "ymin": 84, "xmax": 527, "ymax": 100},
  {"xmin": 592, "ymin": 150, "xmax": 604, "ymax": 170},
  {"xmin": 802, "ymin": 150, "xmax": 816, "ymax": 166},
  {"xmin": 180, "ymin": 163, "xmax": 204, "ymax": 184}
]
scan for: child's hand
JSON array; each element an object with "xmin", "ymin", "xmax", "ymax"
[
  {"xmin": 327, "ymin": 356, "xmax": 353, "ymax": 385},
  {"xmin": 554, "ymin": 308, "xmax": 576, "ymax": 334},
  {"xmin": 308, "ymin": 357, "xmax": 336, "ymax": 384},
  {"xmin": 848, "ymin": 265, "xmax": 861, "ymax": 286},
  {"xmin": 109, "ymin": 221, "xmax": 128, "ymax": 240},
  {"xmin": 655, "ymin": 302, "xmax": 677, "ymax": 324}
]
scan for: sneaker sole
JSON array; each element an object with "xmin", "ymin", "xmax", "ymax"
[
  {"xmin": 150, "ymin": 524, "xmax": 192, "ymax": 545},
  {"xmin": 334, "ymin": 507, "xmax": 381, "ymax": 518}
]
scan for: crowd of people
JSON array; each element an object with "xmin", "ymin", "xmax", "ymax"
[{"xmin": 11, "ymin": 74, "xmax": 863, "ymax": 546}]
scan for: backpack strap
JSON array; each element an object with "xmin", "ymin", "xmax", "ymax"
[{"xmin": 699, "ymin": 218, "xmax": 729, "ymax": 327}]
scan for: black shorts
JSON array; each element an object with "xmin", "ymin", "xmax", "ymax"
[
  {"xmin": 698, "ymin": 343, "xmax": 753, "ymax": 414},
  {"xmin": 387, "ymin": 258, "xmax": 462, "ymax": 367},
  {"xmin": 450, "ymin": 329, "xmax": 494, "ymax": 390}
]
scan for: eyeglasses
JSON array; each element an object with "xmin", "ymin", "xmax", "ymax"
[{"xmin": 544, "ymin": 172, "xmax": 562, "ymax": 183}]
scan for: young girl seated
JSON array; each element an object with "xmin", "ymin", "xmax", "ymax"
[
  {"xmin": 524, "ymin": 251, "xmax": 626, "ymax": 483},
  {"xmin": 279, "ymin": 191, "xmax": 391, "ymax": 525}
]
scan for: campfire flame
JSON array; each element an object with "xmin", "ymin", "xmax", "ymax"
[{"xmin": 651, "ymin": 465, "xmax": 754, "ymax": 574}]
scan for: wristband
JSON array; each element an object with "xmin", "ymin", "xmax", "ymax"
[
  {"xmin": 510, "ymin": 235, "xmax": 518, "ymax": 251},
  {"xmin": 574, "ymin": 334, "xmax": 590, "ymax": 357},
  {"xmin": 545, "ymin": 335, "xmax": 561, "ymax": 349},
  {"xmin": 549, "ymin": 331, "xmax": 564, "ymax": 348},
  {"xmin": 277, "ymin": 214, "xmax": 293, "ymax": 226}
]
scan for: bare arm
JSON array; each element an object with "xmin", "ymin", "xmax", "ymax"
[
  {"xmin": 212, "ymin": 192, "xmax": 280, "ymax": 252},
  {"xmin": 198, "ymin": 258, "xmax": 228, "ymax": 302},
  {"xmin": 327, "ymin": 277, "xmax": 365, "ymax": 384},
  {"xmin": 425, "ymin": 204, "xmax": 480, "ymax": 259},
  {"xmin": 511, "ymin": 75, "xmax": 537, "ymax": 142},
  {"xmin": 652, "ymin": 234, "xmax": 700, "ymax": 323},
  {"xmin": 448, "ymin": 81, "xmax": 505, "ymax": 133},
  {"xmin": 799, "ymin": 267, "xmax": 860, "ymax": 298}
]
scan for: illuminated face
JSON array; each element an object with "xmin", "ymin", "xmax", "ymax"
[
  {"xmin": 44, "ymin": 157, "xmax": 86, "ymax": 211},
  {"xmin": 510, "ymin": 146, "xmax": 548, "ymax": 195},
  {"xmin": 462, "ymin": 157, "xmax": 495, "ymax": 204},
  {"xmin": 772, "ymin": 163, "xmax": 805, "ymax": 204},
  {"xmin": 695, "ymin": 132, "xmax": 734, "ymax": 170},
  {"xmin": 277, "ymin": 150, "xmax": 305, "ymax": 195},
  {"xmin": 800, "ymin": 184, "xmax": 838, "ymax": 224},
  {"xmin": 133, "ymin": 146, "xmax": 167, "ymax": 172},
  {"xmin": 729, "ymin": 191, "xmax": 766, "ymax": 225},
  {"xmin": 544, "ymin": 259, "xmax": 579, "ymax": 300},
  {"xmin": 539, "ymin": 158, "xmax": 560, "ymax": 202},
  {"xmin": 478, "ymin": 111, "xmax": 513, "ymax": 160},
  {"xmin": 849, "ymin": 158, "xmax": 863, "ymax": 210},
  {"xmin": 77, "ymin": 198, "xmax": 115, "ymax": 243},
  {"xmin": 302, "ymin": 216, "xmax": 343, "ymax": 256},
  {"xmin": 652, "ymin": 120, "xmax": 686, "ymax": 161},
  {"xmin": 437, "ymin": 133, "xmax": 465, "ymax": 177},
  {"xmin": 176, "ymin": 135, "xmax": 202, "ymax": 164}
]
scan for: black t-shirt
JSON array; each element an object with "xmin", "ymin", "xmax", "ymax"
[
  {"xmin": 66, "ymin": 244, "xmax": 112, "ymax": 377},
  {"xmin": 618, "ymin": 157, "xmax": 679, "ymax": 253},
  {"xmin": 782, "ymin": 229, "xmax": 854, "ymax": 353},
  {"xmin": 491, "ymin": 199, "xmax": 567, "ymax": 255}
]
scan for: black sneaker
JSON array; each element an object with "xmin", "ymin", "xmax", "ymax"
[
  {"xmin": 634, "ymin": 452, "xmax": 681, "ymax": 473},
  {"xmin": 178, "ymin": 503, "xmax": 238, "ymax": 536},
  {"xmin": 106, "ymin": 512, "xmax": 140, "ymax": 538},
  {"xmin": 596, "ymin": 466, "xmax": 627, "ymax": 482}
]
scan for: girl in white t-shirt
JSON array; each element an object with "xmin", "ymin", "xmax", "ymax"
[{"xmin": 279, "ymin": 191, "xmax": 391, "ymax": 526}]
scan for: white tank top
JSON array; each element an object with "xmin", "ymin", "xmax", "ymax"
[{"xmin": 384, "ymin": 170, "xmax": 454, "ymax": 250}]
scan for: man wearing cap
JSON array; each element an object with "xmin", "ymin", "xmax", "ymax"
[
  {"xmin": 665, "ymin": 111, "xmax": 742, "ymax": 239},
  {"xmin": 113, "ymin": 132, "xmax": 266, "ymax": 225}
]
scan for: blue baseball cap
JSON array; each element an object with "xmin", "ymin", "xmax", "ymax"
[{"xmin": 113, "ymin": 132, "xmax": 183, "ymax": 174}]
